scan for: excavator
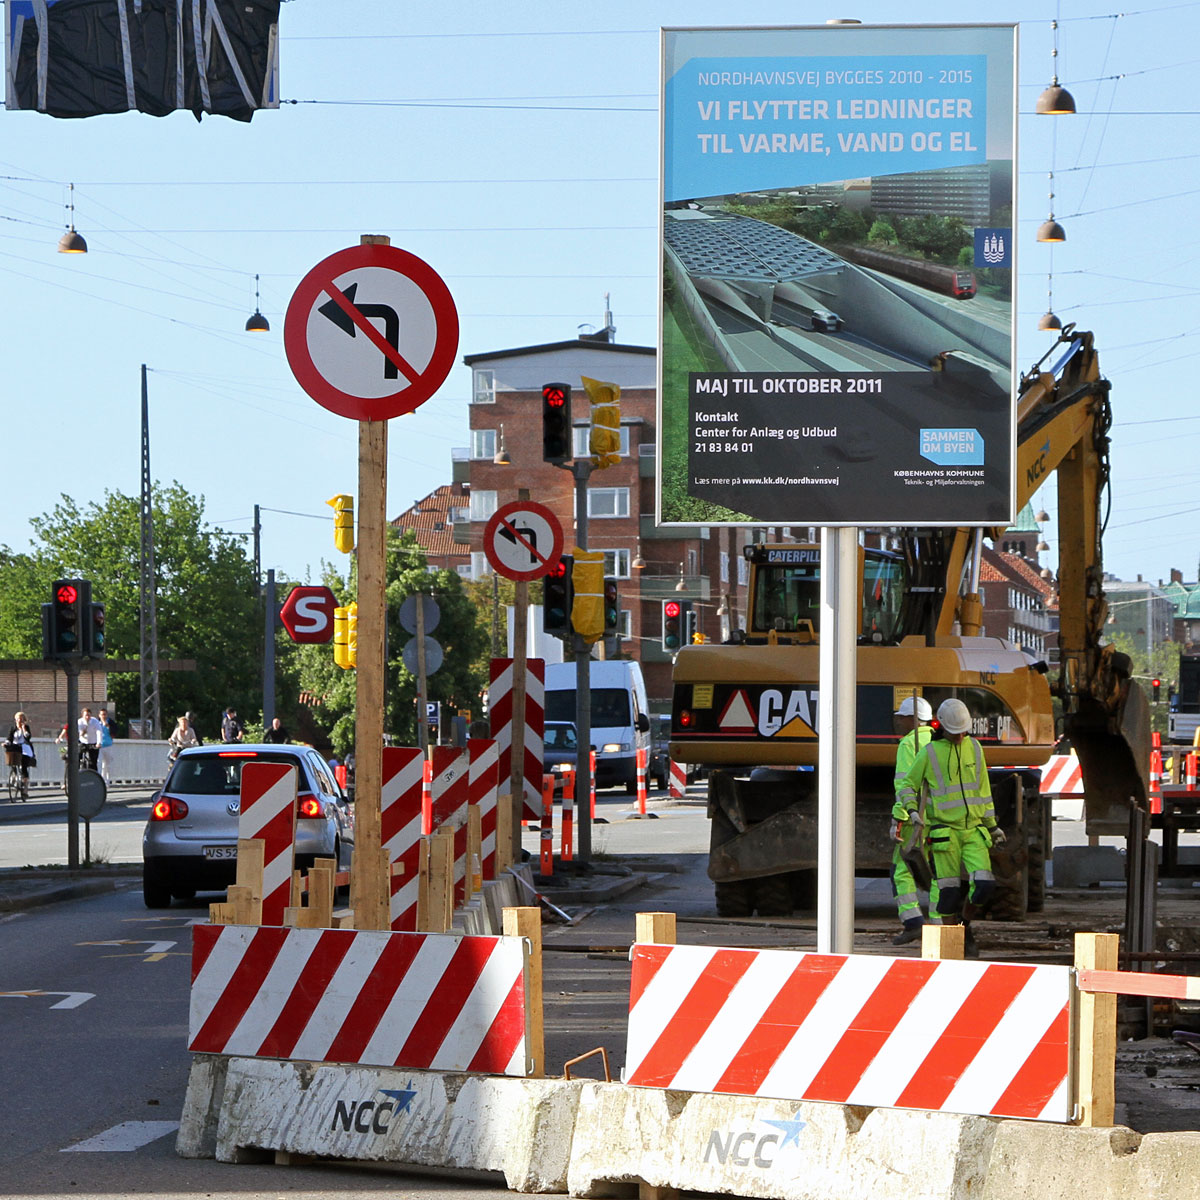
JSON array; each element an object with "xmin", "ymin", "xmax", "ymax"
[{"xmin": 669, "ymin": 326, "xmax": 1150, "ymax": 919}]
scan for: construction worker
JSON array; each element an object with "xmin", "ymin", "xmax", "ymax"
[
  {"xmin": 890, "ymin": 695, "xmax": 934, "ymax": 945},
  {"xmin": 895, "ymin": 697, "xmax": 1005, "ymax": 957}
]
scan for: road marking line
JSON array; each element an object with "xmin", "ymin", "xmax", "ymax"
[{"xmin": 60, "ymin": 1120, "xmax": 180, "ymax": 1152}]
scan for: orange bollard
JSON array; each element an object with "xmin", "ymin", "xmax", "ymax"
[
  {"xmin": 590, "ymin": 750, "xmax": 597, "ymax": 819},
  {"xmin": 561, "ymin": 769, "xmax": 575, "ymax": 862},
  {"xmin": 1187, "ymin": 752, "xmax": 1198, "ymax": 792},
  {"xmin": 1150, "ymin": 746, "xmax": 1164, "ymax": 815},
  {"xmin": 421, "ymin": 757, "xmax": 433, "ymax": 835},
  {"xmin": 540, "ymin": 774, "xmax": 555, "ymax": 876},
  {"xmin": 636, "ymin": 747, "xmax": 648, "ymax": 815}
]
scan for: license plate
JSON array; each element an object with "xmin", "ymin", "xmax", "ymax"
[{"xmin": 203, "ymin": 846, "xmax": 237, "ymax": 860}]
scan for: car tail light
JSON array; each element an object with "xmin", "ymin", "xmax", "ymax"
[
  {"xmin": 151, "ymin": 796, "xmax": 189, "ymax": 821},
  {"xmin": 298, "ymin": 792, "xmax": 322, "ymax": 819},
  {"xmin": 679, "ymin": 710, "xmax": 693, "ymax": 728}
]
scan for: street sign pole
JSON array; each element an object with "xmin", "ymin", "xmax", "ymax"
[
  {"xmin": 415, "ymin": 592, "xmax": 429, "ymax": 755},
  {"xmin": 64, "ymin": 660, "xmax": 80, "ymax": 869},
  {"xmin": 263, "ymin": 568, "xmax": 276, "ymax": 728}
]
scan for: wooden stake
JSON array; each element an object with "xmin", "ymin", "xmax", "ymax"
[
  {"xmin": 495, "ymin": 793, "xmax": 514, "ymax": 875},
  {"xmin": 467, "ymin": 805, "xmax": 482, "ymax": 897},
  {"xmin": 1075, "ymin": 931, "xmax": 1118, "ymax": 1127},
  {"xmin": 416, "ymin": 836, "xmax": 430, "ymax": 931},
  {"xmin": 427, "ymin": 828, "xmax": 454, "ymax": 933},
  {"xmin": 922, "ymin": 924, "xmax": 964, "ymax": 960},
  {"xmin": 503, "ymin": 905, "xmax": 544, "ymax": 1078},
  {"xmin": 636, "ymin": 912, "xmax": 677, "ymax": 945}
]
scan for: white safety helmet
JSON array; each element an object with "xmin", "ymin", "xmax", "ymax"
[
  {"xmin": 937, "ymin": 698, "xmax": 972, "ymax": 735},
  {"xmin": 895, "ymin": 696, "xmax": 933, "ymax": 721}
]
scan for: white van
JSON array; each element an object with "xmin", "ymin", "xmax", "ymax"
[{"xmin": 545, "ymin": 660, "xmax": 651, "ymax": 794}]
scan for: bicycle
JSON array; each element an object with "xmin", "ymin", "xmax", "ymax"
[
  {"xmin": 5, "ymin": 746, "xmax": 28, "ymax": 802},
  {"xmin": 60, "ymin": 743, "xmax": 91, "ymax": 797}
]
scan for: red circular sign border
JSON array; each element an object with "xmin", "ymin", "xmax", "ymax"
[
  {"xmin": 483, "ymin": 501, "xmax": 564, "ymax": 582},
  {"xmin": 284, "ymin": 243, "xmax": 459, "ymax": 422}
]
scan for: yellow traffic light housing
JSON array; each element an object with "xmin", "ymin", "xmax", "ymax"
[
  {"xmin": 346, "ymin": 601, "xmax": 358, "ymax": 668},
  {"xmin": 333, "ymin": 605, "xmax": 350, "ymax": 669},
  {"xmin": 327, "ymin": 494, "xmax": 355, "ymax": 553}
]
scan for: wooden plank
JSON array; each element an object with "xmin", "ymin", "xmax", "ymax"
[
  {"xmin": 416, "ymin": 836, "xmax": 430, "ymax": 931},
  {"xmin": 230, "ymin": 839, "xmax": 265, "ymax": 925},
  {"xmin": 467, "ymin": 805, "xmax": 482, "ymax": 898},
  {"xmin": 495, "ymin": 792, "xmax": 514, "ymax": 876},
  {"xmin": 922, "ymin": 924, "xmax": 964, "ymax": 960},
  {"xmin": 350, "ymin": 402, "xmax": 390, "ymax": 932},
  {"xmin": 307, "ymin": 862, "xmax": 334, "ymax": 928},
  {"xmin": 504, "ymin": 906, "xmax": 543, "ymax": 1078},
  {"xmin": 425, "ymin": 828, "xmax": 454, "ymax": 933},
  {"xmin": 635, "ymin": 912, "xmax": 677, "ymax": 945},
  {"xmin": 1075, "ymin": 931, "xmax": 1118, "ymax": 1127}
]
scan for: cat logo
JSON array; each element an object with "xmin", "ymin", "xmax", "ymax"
[{"xmin": 758, "ymin": 688, "xmax": 820, "ymax": 739}]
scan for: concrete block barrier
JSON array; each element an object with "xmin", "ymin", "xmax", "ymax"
[
  {"xmin": 179, "ymin": 1055, "xmax": 583, "ymax": 1193},
  {"xmin": 565, "ymin": 1083, "xmax": 998, "ymax": 1200}
]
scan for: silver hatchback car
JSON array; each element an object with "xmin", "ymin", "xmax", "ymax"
[{"xmin": 141, "ymin": 744, "xmax": 354, "ymax": 908}]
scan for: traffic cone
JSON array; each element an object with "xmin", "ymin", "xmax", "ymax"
[
  {"xmin": 1186, "ymin": 751, "xmax": 1197, "ymax": 792},
  {"xmin": 539, "ymin": 774, "xmax": 555, "ymax": 876},
  {"xmin": 1150, "ymin": 745, "xmax": 1164, "ymax": 815}
]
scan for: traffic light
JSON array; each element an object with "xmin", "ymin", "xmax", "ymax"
[
  {"xmin": 684, "ymin": 607, "xmax": 698, "ymax": 644},
  {"xmin": 333, "ymin": 605, "xmax": 351, "ymax": 669},
  {"xmin": 662, "ymin": 599, "xmax": 683, "ymax": 652},
  {"xmin": 603, "ymin": 578, "xmax": 620, "ymax": 635},
  {"xmin": 346, "ymin": 601, "xmax": 358, "ymax": 668},
  {"xmin": 327, "ymin": 494, "xmax": 354, "ymax": 553},
  {"xmin": 543, "ymin": 555, "xmax": 574, "ymax": 635},
  {"xmin": 84, "ymin": 600, "xmax": 106, "ymax": 658},
  {"xmin": 541, "ymin": 382, "xmax": 572, "ymax": 464},
  {"xmin": 1152, "ymin": 677, "xmax": 1162, "ymax": 704},
  {"xmin": 47, "ymin": 578, "xmax": 88, "ymax": 659}
]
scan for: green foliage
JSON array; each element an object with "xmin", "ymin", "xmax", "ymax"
[
  {"xmin": 295, "ymin": 529, "xmax": 489, "ymax": 756},
  {"xmin": 0, "ymin": 484, "xmax": 260, "ymax": 737},
  {"xmin": 867, "ymin": 219, "xmax": 898, "ymax": 245}
]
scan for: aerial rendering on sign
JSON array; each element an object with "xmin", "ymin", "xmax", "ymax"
[{"xmin": 658, "ymin": 23, "xmax": 1016, "ymax": 528}]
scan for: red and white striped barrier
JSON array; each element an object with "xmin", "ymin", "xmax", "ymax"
[
  {"xmin": 561, "ymin": 768, "xmax": 575, "ymax": 862},
  {"xmin": 590, "ymin": 750, "xmax": 597, "ymax": 818},
  {"xmin": 625, "ymin": 944, "xmax": 1072, "ymax": 1122},
  {"xmin": 430, "ymin": 747, "xmax": 469, "ymax": 904},
  {"xmin": 237, "ymin": 762, "xmax": 298, "ymax": 927},
  {"xmin": 1038, "ymin": 754, "xmax": 1083, "ymax": 796},
  {"xmin": 468, "ymin": 738, "xmax": 499, "ymax": 881},
  {"xmin": 668, "ymin": 759, "xmax": 687, "ymax": 800},
  {"xmin": 489, "ymin": 657, "xmax": 544, "ymax": 822},
  {"xmin": 636, "ymin": 747, "xmax": 648, "ymax": 815},
  {"xmin": 189, "ymin": 924, "xmax": 531, "ymax": 1075},
  {"xmin": 381, "ymin": 747, "xmax": 425, "ymax": 931}
]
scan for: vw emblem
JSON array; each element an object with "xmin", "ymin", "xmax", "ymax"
[{"xmin": 227, "ymin": 800, "xmax": 240, "ymax": 816}]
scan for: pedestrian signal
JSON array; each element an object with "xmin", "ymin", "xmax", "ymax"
[
  {"xmin": 541, "ymin": 382, "xmax": 572, "ymax": 464},
  {"xmin": 543, "ymin": 555, "xmax": 574, "ymax": 635}
]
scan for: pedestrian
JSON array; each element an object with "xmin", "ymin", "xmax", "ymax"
[
  {"xmin": 6, "ymin": 711, "xmax": 35, "ymax": 800},
  {"xmin": 889, "ymin": 695, "xmax": 934, "ymax": 945},
  {"xmin": 221, "ymin": 707, "xmax": 244, "ymax": 744},
  {"xmin": 185, "ymin": 711, "xmax": 203, "ymax": 745},
  {"xmin": 168, "ymin": 715, "xmax": 199, "ymax": 762},
  {"xmin": 263, "ymin": 717, "xmax": 290, "ymax": 744},
  {"xmin": 77, "ymin": 706, "xmax": 102, "ymax": 772},
  {"xmin": 895, "ymin": 698, "xmax": 1004, "ymax": 958},
  {"xmin": 97, "ymin": 707, "xmax": 115, "ymax": 785}
]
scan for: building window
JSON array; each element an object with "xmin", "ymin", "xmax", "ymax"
[
  {"xmin": 470, "ymin": 552, "xmax": 489, "ymax": 579},
  {"xmin": 720, "ymin": 551, "xmax": 729, "ymax": 584},
  {"xmin": 472, "ymin": 369, "xmax": 495, "ymax": 404},
  {"xmin": 587, "ymin": 488, "xmax": 629, "ymax": 519},
  {"xmin": 738, "ymin": 557, "xmax": 749, "ymax": 586},
  {"xmin": 573, "ymin": 425, "xmax": 631, "ymax": 457},
  {"xmin": 456, "ymin": 564, "xmax": 473, "ymax": 579},
  {"xmin": 602, "ymin": 549, "xmax": 632, "ymax": 578},
  {"xmin": 449, "ymin": 505, "xmax": 469, "ymax": 523},
  {"xmin": 469, "ymin": 490, "xmax": 498, "ymax": 521},
  {"xmin": 618, "ymin": 609, "xmax": 632, "ymax": 637},
  {"xmin": 471, "ymin": 428, "xmax": 497, "ymax": 460}
]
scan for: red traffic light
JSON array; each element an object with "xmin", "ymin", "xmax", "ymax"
[
  {"xmin": 543, "ymin": 384, "xmax": 567, "ymax": 408},
  {"xmin": 56, "ymin": 583, "xmax": 78, "ymax": 604},
  {"xmin": 664, "ymin": 600, "xmax": 681, "ymax": 619},
  {"xmin": 549, "ymin": 559, "xmax": 568, "ymax": 578}
]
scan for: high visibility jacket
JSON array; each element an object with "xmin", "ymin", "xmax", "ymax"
[
  {"xmin": 896, "ymin": 736, "xmax": 996, "ymax": 831},
  {"xmin": 893, "ymin": 725, "xmax": 934, "ymax": 796}
]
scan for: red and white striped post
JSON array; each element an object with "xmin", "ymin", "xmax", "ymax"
[
  {"xmin": 668, "ymin": 759, "xmax": 687, "ymax": 800},
  {"xmin": 468, "ymin": 737, "xmax": 499, "ymax": 881},
  {"xmin": 590, "ymin": 750, "xmax": 597, "ymax": 819},
  {"xmin": 380, "ymin": 746, "xmax": 425, "ymax": 931},
  {"xmin": 1186, "ymin": 751, "xmax": 1198, "ymax": 792},
  {"xmin": 636, "ymin": 746, "xmax": 648, "ymax": 815},
  {"xmin": 539, "ymin": 775, "xmax": 555, "ymax": 877},
  {"xmin": 421, "ymin": 756, "xmax": 433, "ymax": 835},
  {"xmin": 561, "ymin": 768, "xmax": 575, "ymax": 862},
  {"xmin": 429, "ymin": 747, "xmax": 470, "ymax": 905}
]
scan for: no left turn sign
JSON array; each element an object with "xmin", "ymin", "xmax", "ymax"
[
  {"xmin": 483, "ymin": 501, "xmax": 564, "ymax": 581},
  {"xmin": 284, "ymin": 243, "xmax": 459, "ymax": 421}
]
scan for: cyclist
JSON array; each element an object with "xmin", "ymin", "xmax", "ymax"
[{"xmin": 6, "ymin": 711, "xmax": 34, "ymax": 800}]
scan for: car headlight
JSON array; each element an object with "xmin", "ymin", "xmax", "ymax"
[{"xmin": 600, "ymin": 742, "xmax": 629, "ymax": 754}]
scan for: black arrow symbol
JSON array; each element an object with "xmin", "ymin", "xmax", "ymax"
[
  {"xmin": 318, "ymin": 283, "xmax": 402, "ymax": 380},
  {"xmin": 500, "ymin": 522, "xmax": 539, "ymax": 564}
]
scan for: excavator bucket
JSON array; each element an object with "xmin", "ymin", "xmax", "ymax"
[{"xmin": 1067, "ymin": 678, "xmax": 1151, "ymax": 836}]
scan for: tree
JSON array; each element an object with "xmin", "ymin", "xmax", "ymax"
[
  {"xmin": 867, "ymin": 218, "xmax": 898, "ymax": 246},
  {"xmin": 0, "ymin": 484, "xmax": 261, "ymax": 737},
  {"xmin": 295, "ymin": 530, "xmax": 489, "ymax": 755}
]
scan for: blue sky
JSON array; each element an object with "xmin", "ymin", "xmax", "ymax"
[{"xmin": 1, "ymin": 1, "xmax": 1196, "ymax": 588}]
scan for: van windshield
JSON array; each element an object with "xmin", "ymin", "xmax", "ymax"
[{"xmin": 545, "ymin": 688, "xmax": 632, "ymax": 727}]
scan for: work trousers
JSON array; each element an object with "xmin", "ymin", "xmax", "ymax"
[
  {"xmin": 891, "ymin": 846, "xmax": 923, "ymax": 925},
  {"xmin": 927, "ymin": 824, "xmax": 994, "ymax": 922}
]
